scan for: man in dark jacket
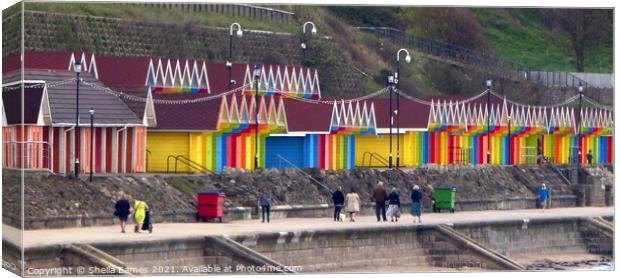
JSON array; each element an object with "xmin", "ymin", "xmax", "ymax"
[
  {"xmin": 332, "ymin": 186, "xmax": 345, "ymax": 221},
  {"xmin": 372, "ymin": 181, "xmax": 388, "ymax": 222}
]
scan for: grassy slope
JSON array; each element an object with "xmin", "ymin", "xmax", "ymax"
[
  {"xmin": 472, "ymin": 8, "xmax": 612, "ymax": 73},
  {"xmin": 23, "ymin": 2, "xmax": 299, "ymax": 33}
]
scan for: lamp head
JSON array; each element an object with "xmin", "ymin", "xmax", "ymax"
[
  {"xmin": 387, "ymin": 75, "xmax": 395, "ymax": 85},
  {"xmin": 311, "ymin": 27, "xmax": 317, "ymax": 35},
  {"xmin": 236, "ymin": 29, "xmax": 243, "ymax": 38},
  {"xmin": 253, "ymin": 65, "xmax": 262, "ymax": 79},
  {"xmin": 300, "ymin": 42, "xmax": 306, "ymax": 49},
  {"xmin": 486, "ymin": 79, "xmax": 492, "ymax": 88},
  {"xmin": 89, "ymin": 108, "xmax": 95, "ymax": 115},
  {"xmin": 405, "ymin": 55, "xmax": 411, "ymax": 64},
  {"xmin": 74, "ymin": 61, "xmax": 82, "ymax": 73},
  {"xmin": 578, "ymin": 83, "xmax": 583, "ymax": 93}
]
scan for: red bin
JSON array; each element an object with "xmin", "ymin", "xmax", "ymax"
[{"xmin": 196, "ymin": 192, "xmax": 224, "ymax": 222}]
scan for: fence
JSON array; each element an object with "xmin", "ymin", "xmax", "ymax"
[
  {"xmin": 2, "ymin": 141, "xmax": 50, "ymax": 170},
  {"xmin": 525, "ymin": 71, "xmax": 593, "ymax": 90},
  {"xmin": 356, "ymin": 26, "xmax": 525, "ymax": 80},
  {"xmin": 120, "ymin": 2, "xmax": 296, "ymax": 24},
  {"xmin": 357, "ymin": 26, "xmax": 611, "ymax": 93}
]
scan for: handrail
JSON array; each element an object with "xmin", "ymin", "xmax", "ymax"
[
  {"xmin": 361, "ymin": 152, "xmax": 389, "ymax": 167},
  {"xmin": 166, "ymin": 154, "xmax": 210, "ymax": 173},
  {"xmin": 548, "ymin": 164, "xmax": 573, "ymax": 186},
  {"xmin": 146, "ymin": 149, "xmax": 151, "ymax": 172},
  {"xmin": 275, "ymin": 154, "xmax": 333, "ymax": 194},
  {"xmin": 175, "ymin": 155, "xmax": 210, "ymax": 173}
]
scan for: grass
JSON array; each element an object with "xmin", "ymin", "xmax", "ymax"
[
  {"xmin": 472, "ymin": 8, "xmax": 613, "ymax": 73},
  {"xmin": 23, "ymin": 2, "xmax": 300, "ymax": 34}
]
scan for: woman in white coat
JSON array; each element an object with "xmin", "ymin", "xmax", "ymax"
[{"xmin": 344, "ymin": 188, "xmax": 361, "ymax": 222}]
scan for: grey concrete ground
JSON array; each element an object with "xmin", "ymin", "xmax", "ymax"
[{"xmin": 2, "ymin": 207, "xmax": 614, "ymax": 248}]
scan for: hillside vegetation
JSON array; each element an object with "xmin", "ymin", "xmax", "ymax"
[{"xmin": 4, "ymin": 3, "xmax": 613, "ymax": 101}]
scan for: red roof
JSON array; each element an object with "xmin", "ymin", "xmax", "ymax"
[
  {"xmin": 3, "ymin": 51, "xmax": 77, "ymax": 74},
  {"xmin": 282, "ymin": 99, "xmax": 333, "ymax": 132},
  {"xmin": 151, "ymin": 93, "xmax": 221, "ymax": 131}
]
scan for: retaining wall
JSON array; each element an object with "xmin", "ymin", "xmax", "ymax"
[{"xmin": 452, "ymin": 218, "xmax": 592, "ymax": 261}]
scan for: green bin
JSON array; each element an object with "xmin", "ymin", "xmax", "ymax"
[{"xmin": 434, "ymin": 186, "xmax": 456, "ymax": 213}]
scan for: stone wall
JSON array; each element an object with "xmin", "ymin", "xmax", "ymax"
[
  {"xmin": 452, "ymin": 218, "xmax": 591, "ymax": 261},
  {"xmin": 3, "ymin": 164, "xmax": 598, "ymax": 230},
  {"xmin": 230, "ymin": 226, "xmax": 434, "ymax": 272},
  {"xmin": 2, "ymin": 10, "xmax": 364, "ymax": 98}
]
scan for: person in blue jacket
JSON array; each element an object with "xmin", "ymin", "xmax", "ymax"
[
  {"xmin": 538, "ymin": 183, "xmax": 550, "ymax": 211},
  {"xmin": 410, "ymin": 185, "xmax": 423, "ymax": 223},
  {"xmin": 332, "ymin": 186, "xmax": 345, "ymax": 221}
]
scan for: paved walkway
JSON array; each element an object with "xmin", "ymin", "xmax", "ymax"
[{"xmin": 3, "ymin": 207, "xmax": 613, "ymax": 248}]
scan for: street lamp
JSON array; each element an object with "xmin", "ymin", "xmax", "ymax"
[
  {"xmin": 253, "ymin": 65, "xmax": 262, "ymax": 170},
  {"xmin": 577, "ymin": 83, "xmax": 583, "ymax": 168},
  {"xmin": 395, "ymin": 49, "xmax": 411, "ymax": 169},
  {"xmin": 486, "ymin": 79, "xmax": 492, "ymax": 165},
  {"xmin": 228, "ymin": 22, "xmax": 243, "ymax": 91},
  {"xmin": 89, "ymin": 108, "xmax": 95, "ymax": 182},
  {"xmin": 301, "ymin": 21, "xmax": 317, "ymax": 66},
  {"xmin": 74, "ymin": 60, "xmax": 82, "ymax": 178},
  {"xmin": 387, "ymin": 74, "xmax": 395, "ymax": 169},
  {"xmin": 507, "ymin": 114, "xmax": 511, "ymax": 165}
]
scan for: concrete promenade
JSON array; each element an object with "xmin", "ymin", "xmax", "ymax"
[{"xmin": 3, "ymin": 207, "xmax": 614, "ymax": 248}]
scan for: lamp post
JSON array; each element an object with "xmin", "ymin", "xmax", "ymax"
[
  {"xmin": 74, "ymin": 60, "xmax": 82, "ymax": 178},
  {"xmin": 577, "ymin": 83, "xmax": 583, "ymax": 168},
  {"xmin": 507, "ymin": 115, "xmax": 511, "ymax": 165},
  {"xmin": 89, "ymin": 108, "xmax": 94, "ymax": 182},
  {"xmin": 301, "ymin": 21, "xmax": 317, "ymax": 66},
  {"xmin": 228, "ymin": 23, "xmax": 243, "ymax": 91},
  {"xmin": 395, "ymin": 49, "xmax": 411, "ymax": 169},
  {"xmin": 387, "ymin": 74, "xmax": 395, "ymax": 169},
  {"xmin": 253, "ymin": 65, "xmax": 262, "ymax": 170},
  {"xmin": 486, "ymin": 79, "xmax": 492, "ymax": 165}
]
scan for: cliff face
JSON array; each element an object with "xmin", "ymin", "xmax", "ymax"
[{"xmin": 3, "ymin": 165, "xmax": 577, "ymax": 221}]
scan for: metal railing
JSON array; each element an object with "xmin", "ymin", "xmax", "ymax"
[
  {"xmin": 2, "ymin": 141, "xmax": 50, "ymax": 169},
  {"xmin": 146, "ymin": 149, "xmax": 151, "ymax": 172},
  {"xmin": 356, "ymin": 27, "xmax": 523, "ymax": 77},
  {"xmin": 360, "ymin": 152, "xmax": 389, "ymax": 167},
  {"xmin": 166, "ymin": 155, "xmax": 210, "ymax": 173},
  {"xmin": 275, "ymin": 154, "xmax": 333, "ymax": 194},
  {"xmin": 119, "ymin": 2, "xmax": 296, "ymax": 23},
  {"xmin": 525, "ymin": 71, "xmax": 593, "ymax": 89},
  {"xmin": 357, "ymin": 26, "xmax": 600, "ymax": 90},
  {"xmin": 448, "ymin": 146, "xmax": 472, "ymax": 165},
  {"xmin": 520, "ymin": 146, "xmax": 539, "ymax": 165}
]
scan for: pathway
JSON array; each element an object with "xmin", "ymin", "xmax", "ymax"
[{"xmin": 2, "ymin": 207, "xmax": 613, "ymax": 248}]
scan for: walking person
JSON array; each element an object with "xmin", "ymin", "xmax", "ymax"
[
  {"xmin": 260, "ymin": 188, "xmax": 271, "ymax": 223},
  {"xmin": 587, "ymin": 150, "xmax": 593, "ymax": 165},
  {"xmin": 344, "ymin": 188, "xmax": 360, "ymax": 222},
  {"xmin": 332, "ymin": 186, "xmax": 345, "ymax": 221},
  {"xmin": 133, "ymin": 199, "xmax": 149, "ymax": 233},
  {"xmin": 539, "ymin": 183, "xmax": 550, "ymax": 211},
  {"xmin": 372, "ymin": 181, "xmax": 388, "ymax": 222},
  {"xmin": 410, "ymin": 185, "xmax": 423, "ymax": 223},
  {"xmin": 113, "ymin": 192, "xmax": 130, "ymax": 233},
  {"xmin": 386, "ymin": 187, "xmax": 401, "ymax": 222}
]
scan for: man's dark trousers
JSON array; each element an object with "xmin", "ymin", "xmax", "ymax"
[
  {"xmin": 334, "ymin": 205, "xmax": 343, "ymax": 221},
  {"xmin": 375, "ymin": 202, "xmax": 387, "ymax": 221}
]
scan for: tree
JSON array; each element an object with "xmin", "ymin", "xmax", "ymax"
[
  {"xmin": 544, "ymin": 9, "xmax": 612, "ymax": 72},
  {"xmin": 401, "ymin": 7, "xmax": 491, "ymax": 52}
]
